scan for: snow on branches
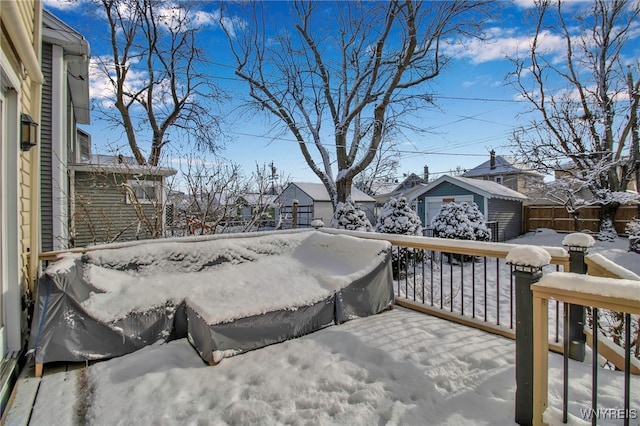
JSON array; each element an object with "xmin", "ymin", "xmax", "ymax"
[
  {"xmin": 375, "ymin": 197, "xmax": 422, "ymax": 236},
  {"xmin": 331, "ymin": 197, "xmax": 372, "ymax": 232},
  {"xmin": 431, "ymin": 202, "xmax": 491, "ymax": 242}
]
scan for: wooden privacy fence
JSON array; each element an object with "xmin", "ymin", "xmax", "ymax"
[{"xmin": 524, "ymin": 205, "xmax": 638, "ymax": 234}]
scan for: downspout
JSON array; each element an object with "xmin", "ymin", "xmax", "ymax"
[{"xmin": 30, "ymin": 0, "xmax": 43, "ymax": 294}]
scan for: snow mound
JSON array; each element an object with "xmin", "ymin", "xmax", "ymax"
[
  {"xmin": 81, "ymin": 231, "xmax": 389, "ymax": 323},
  {"xmin": 506, "ymin": 245, "xmax": 551, "ymax": 267},
  {"xmin": 562, "ymin": 232, "xmax": 595, "ymax": 248}
]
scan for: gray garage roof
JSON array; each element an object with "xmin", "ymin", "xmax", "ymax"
[{"xmin": 412, "ymin": 175, "xmax": 528, "ymax": 202}]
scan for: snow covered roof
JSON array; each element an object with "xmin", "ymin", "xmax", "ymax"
[
  {"xmin": 289, "ymin": 182, "xmax": 375, "ymax": 202},
  {"xmin": 367, "ymin": 181, "xmax": 399, "ymax": 196},
  {"xmin": 462, "ymin": 155, "xmax": 544, "ymax": 178},
  {"xmin": 70, "ymin": 155, "xmax": 177, "ymax": 177},
  {"xmin": 375, "ymin": 183, "xmax": 428, "ymax": 204},
  {"xmin": 413, "ymin": 175, "xmax": 528, "ymax": 201},
  {"xmin": 368, "ymin": 173, "xmax": 426, "ymax": 197},
  {"xmin": 237, "ymin": 193, "xmax": 278, "ymax": 207}
]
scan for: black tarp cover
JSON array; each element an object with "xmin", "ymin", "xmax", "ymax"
[{"xmin": 29, "ymin": 231, "xmax": 393, "ymax": 365}]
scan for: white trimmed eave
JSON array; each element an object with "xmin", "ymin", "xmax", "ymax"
[
  {"xmin": 43, "ymin": 11, "xmax": 90, "ymax": 124},
  {"xmin": 70, "ymin": 163, "xmax": 177, "ymax": 177}
]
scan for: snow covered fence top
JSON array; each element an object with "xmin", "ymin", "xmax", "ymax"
[
  {"xmin": 319, "ymin": 228, "xmax": 569, "ymax": 265},
  {"xmin": 534, "ymin": 272, "xmax": 640, "ymax": 315}
]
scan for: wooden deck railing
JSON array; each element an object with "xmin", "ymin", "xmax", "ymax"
[
  {"xmin": 320, "ymin": 228, "xmax": 569, "ymax": 343},
  {"xmin": 532, "ymin": 274, "xmax": 640, "ymax": 425}
]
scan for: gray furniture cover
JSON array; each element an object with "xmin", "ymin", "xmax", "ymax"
[{"xmin": 29, "ymin": 231, "xmax": 393, "ymax": 365}]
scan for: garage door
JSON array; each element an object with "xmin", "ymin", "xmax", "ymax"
[{"xmin": 424, "ymin": 195, "xmax": 474, "ymax": 227}]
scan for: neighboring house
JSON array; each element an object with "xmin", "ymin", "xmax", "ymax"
[
  {"xmin": 69, "ymin": 155, "xmax": 176, "ymax": 247},
  {"xmin": 0, "ymin": 0, "xmax": 45, "ymax": 414},
  {"xmin": 372, "ymin": 172, "xmax": 427, "ymax": 207},
  {"xmin": 40, "ymin": 9, "xmax": 90, "ymax": 252},
  {"xmin": 236, "ymin": 193, "xmax": 279, "ymax": 222},
  {"xmin": 462, "ymin": 150, "xmax": 544, "ymax": 199},
  {"xmin": 412, "ymin": 175, "xmax": 528, "ymax": 241},
  {"xmin": 278, "ymin": 182, "xmax": 376, "ymax": 227}
]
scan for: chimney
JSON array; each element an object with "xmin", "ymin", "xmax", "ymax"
[
  {"xmin": 490, "ymin": 150, "xmax": 496, "ymax": 170},
  {"xmin": 423, "ymin": 165, "xmax": 429, "ymax": 182}
]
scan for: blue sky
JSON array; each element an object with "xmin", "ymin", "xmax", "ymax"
[{"xmin": 43, "ymin": 0, "xmax": 629, "ymax": 184}]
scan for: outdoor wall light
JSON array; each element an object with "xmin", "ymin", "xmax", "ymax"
[{"xmin": 21, "ymin": 113, "xmax": 38, "ymax": 151}]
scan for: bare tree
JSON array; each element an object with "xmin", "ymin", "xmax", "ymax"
[
  {"xmin": 509, "ymin": 0, "xmax": 640, "ymax": 240},
  {"xmin": 93, "ymin": 0, "xmax": 225, "ymax": 166},
  {"xmin": 171, "ymin": 157, "xmax": 290, "ymax": 235},
  {"xmin": 354, "ymin": 138, "xmax": 401, "ymax": 196},
  {"xmin": 221, "ymin": 0, "xmax": 489, "ymax": 208}
]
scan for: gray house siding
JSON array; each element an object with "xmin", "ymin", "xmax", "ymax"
[
  {"xmin": 474, "ymin": 174, "xmax": 519, "ymax": 193},
  {"xmin": 72, "ymin": 171, "xmax": 161, "ymax": 247},
  {"xmin": 40, "ymin": 43, "xmax": 54, "ymax": 252},
  {"xmin": 487, "ymin": 198, "xmax": 523, "ymax": 241},
  {"xmin": 421, "ymin": 182, "xmax": 484, "ymax": 212}
]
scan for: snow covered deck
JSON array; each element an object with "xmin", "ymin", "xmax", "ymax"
[{"xmin": 4, "ymin": 307, "xmax": 638, "ymax": 425}]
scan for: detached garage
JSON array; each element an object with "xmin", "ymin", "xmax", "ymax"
[
  {"xmin": 411, "ymin": 175, "xmax": 527, "ymax": 241},
  {"xmin": 278, "ymin": 182, "xmax": 376, "ymax": 227}
]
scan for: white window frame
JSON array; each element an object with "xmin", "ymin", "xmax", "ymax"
[
  {"xmin": 494, "ymin": 175, "xmax": 504, "ymax": 185},
  {"xmin": 125, "ymin": 179, "xmax": 160, "ymax": 204}
]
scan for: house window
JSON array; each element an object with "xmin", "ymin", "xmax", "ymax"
[
  {"xmin": 494, "ymin": 176, "xmax": 504, "ymax": 185},
  {"xmin": 126, "ymin": 179, "xmax": 159, "ymax": 204}
]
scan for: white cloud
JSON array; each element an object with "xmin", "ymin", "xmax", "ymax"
[
  {"xmin": 445, "ymin": 27, "xmax": 567, "ymax": 64},
  {"xmin": 43, "ymin": 0, "xmax": 81, "ymax": 11},
  {"xmin": 89, "ymin": 56, "xmax": 148, "ymax": 108}
]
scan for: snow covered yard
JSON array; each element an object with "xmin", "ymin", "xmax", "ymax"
[{"xmin": 24, "ymin": 307, "xmax": 639, "ymax": 425}]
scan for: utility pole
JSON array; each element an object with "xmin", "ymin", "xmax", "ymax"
[
  {"xmin": 269, "ymin": 161, "xmax": 278, "ymax": 195},
  {"xmin": 628, "ymin": 68, "xmax": 640, "ymax": 215}
]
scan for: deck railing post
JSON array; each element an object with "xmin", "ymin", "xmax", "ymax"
[
  {"xmin": 563, "ymin": 232, "xmax": 594, "ymax": 362},
  {"xmin": 507, "ymin": 246, "xmax": 551, "ymax": 426},
  {"xmin": 292, "ymin": 199, "xmax": 298, "ymax": 229},
  {"xmin": 513, "ymin": 265, "xmax": 543, "ymax": 426}
]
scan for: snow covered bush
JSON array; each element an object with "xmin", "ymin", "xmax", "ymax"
[
  {"xmin": 431, "ymin": 202, "xmax": 491, "ymax": 242},
  {"xmin": 625, "ymin": 218, "xmax": 640, "ymax": 237},
  {"xmin": 375, "ymin": 197, "xmax": 422, "ymax": 236},
  {"xmin": 431, "ymin": 202, "xmax": 491, "ymax": 263},
  {"xmin": 375, "ymin": 197, "xmax": 423, "ymax": 278},
  {"xmin": 331, "ymin": 197, "xmax": 372, "ymax": 232}
]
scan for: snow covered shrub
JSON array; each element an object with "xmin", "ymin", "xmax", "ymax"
[
  {"xmin": 331, "ymin": 197, "xmax": 372, "ymax": 232},
  {"xmin": 375, "ymin": 197, "xmax": 423, "ymax": 278},
  {"xmin": 625, "ymin": 218, "xmax": 640, "ymax": 237},
  {"xmin": 625, "ymin": 218, "xmax": 640, "ymax": 253},
  {"xmin": 431, "ymin": 202, "xmax": 491, "ymax": 262},
  {"xmin": 375, "ymin": 197, "xmax": 422, "ymax": 236},
  {"xmin": 431, "ymin": 202, "xmax": 491, "ymax": 242}
]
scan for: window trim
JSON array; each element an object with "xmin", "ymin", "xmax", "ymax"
[{"xmin": 125, "ymin": 179, "xmax": 160, "ymax": 204}]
